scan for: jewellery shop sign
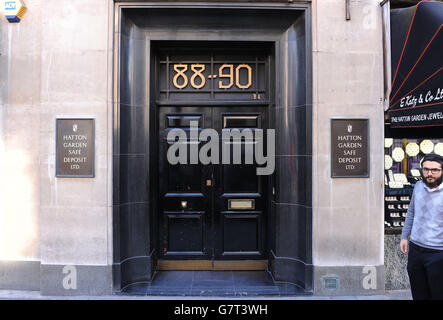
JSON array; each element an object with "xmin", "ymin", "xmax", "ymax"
[
  {"xmin": 331, "ymin": 119, "xmax": 369, "ymax": 178},
  {"xmin": 56, "ymin": 119, "xmax": 95, "ymax": 178}
]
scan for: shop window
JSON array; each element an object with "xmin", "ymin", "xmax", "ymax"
[{"xmin": 384, "ymin": 138, "xmax": 443, "ymax": 232}]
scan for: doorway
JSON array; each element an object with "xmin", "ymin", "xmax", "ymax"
[
  {"xmin": 157, "ymin": 106, "xmax": 269, "ymax": 270},
  {"xmin": 154, "ymin": 44, "xmax": 272, "ymax": 270},
  {"xmin": 113, "ymin": 4, "xmax": 313, "ymax": 293}
]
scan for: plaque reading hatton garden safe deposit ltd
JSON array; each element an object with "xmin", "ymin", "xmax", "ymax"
[
  {"xmin": 331, "ymin": 119, "xmax": 369, "ymax": 178},
  {"xmin": 56, "ymin": 119, "xmax": 95, "ymax": 178}
]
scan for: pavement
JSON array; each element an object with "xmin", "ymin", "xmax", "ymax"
[{"xmin": 0, "ymin": 289, "xmax": 412, "ymax": 300}]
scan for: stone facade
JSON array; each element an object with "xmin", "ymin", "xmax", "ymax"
[
  {"xmin": 311, "ymin": 0, "xmax": 385, "ymax": 295},
  {"xmin": 0, "ymin": 0, "xmax": 113, "ymax": 294},
  {"xmin": 0, "ymin": 0, "xmax": 389, "ymax": 296}
]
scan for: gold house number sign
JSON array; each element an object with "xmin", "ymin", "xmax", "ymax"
[{"xmin": 172, "ymin": 64, "xmax": 253, "ymax": 90}]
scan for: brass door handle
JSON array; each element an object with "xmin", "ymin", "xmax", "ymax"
[{"xmin": 206, "ymin": 179, "xmax": 212, "ymax": 187}]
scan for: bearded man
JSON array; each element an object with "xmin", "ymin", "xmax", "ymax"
[{"xmin": 400, "ymin": 153, "xmax": 443, "ymax": 300}]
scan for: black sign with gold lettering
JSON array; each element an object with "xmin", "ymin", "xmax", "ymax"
[
  {"xmin": 331, "ymin": 119, "xmax": 369, "ymax": 178},
  {"xmin": 56, "ymin": 119, "xmax": 95, "ymax": 177},
  {"xmin": 158, "ymin": 50, "xmax": 269, "ymax": 102}
]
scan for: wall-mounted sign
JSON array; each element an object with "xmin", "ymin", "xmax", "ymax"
[
  {"xmin": 56, "ymin": 119, "xmax": 95, "ymax": 178},
  {"xmin": 331, "ymin": 119, "xmax": 369, "ymax": 178},
  {"xmin": 2, "ymin": 0, "xmax": 27, "ymax": 23}
]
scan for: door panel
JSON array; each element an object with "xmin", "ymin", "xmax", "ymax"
[
  {"xmin": 222, "ymin": 215, "xmax": 261, "ymax": 252},
  {"xmin": 166, "ymin": 213, "xmax": 205, "ymax": 252},
  {"xmin": 158, "ymin": 107, "xmax": 212, "ymax": 260},
  {"xmin": 158, "ymin": 106, "xmax": 268, "ymax": 263},
  {"xmin": 213, "ymin": 107, "xmax": 268, "ymax": 260}
]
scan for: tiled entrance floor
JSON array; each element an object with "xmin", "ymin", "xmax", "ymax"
[{"xmin": 119, "ymin": 271, "xmax": 311, "ymax": 297}]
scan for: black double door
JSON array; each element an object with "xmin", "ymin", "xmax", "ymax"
[{"xmin": 158, "ymin": 106, "xmax": 268, "ymax": 266}]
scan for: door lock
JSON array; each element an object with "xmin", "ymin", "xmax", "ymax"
[{"xmin": 206, "ymin": 179, "xmax": 212, "ymax": 187}]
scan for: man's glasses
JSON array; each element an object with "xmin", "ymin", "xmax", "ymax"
[{"xmin": 422, "ymin": 167, "xmax": 442, "ymax": 174}]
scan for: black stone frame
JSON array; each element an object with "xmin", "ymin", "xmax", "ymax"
[{"xmin": 112, "ymin": 1, "xmax": 313, "ymax": 293}]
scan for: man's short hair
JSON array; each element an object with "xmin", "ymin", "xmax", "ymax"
[{"xmin": 421, "ymin": 153, "xmax": 443, "ymax": 168}]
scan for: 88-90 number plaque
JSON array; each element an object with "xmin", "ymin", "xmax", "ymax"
[
  {"xmin": 172, "ymin": 63, "xmax": 253, "ymax": 90},
  {"xmin": 158, "ymin": 51, "xmax": 269, "ymax": 101}
]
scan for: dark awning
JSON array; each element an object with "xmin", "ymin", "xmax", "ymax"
[{"xmin": 388, "ymin": 1, "xmax": 443, "ymax": 128}]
